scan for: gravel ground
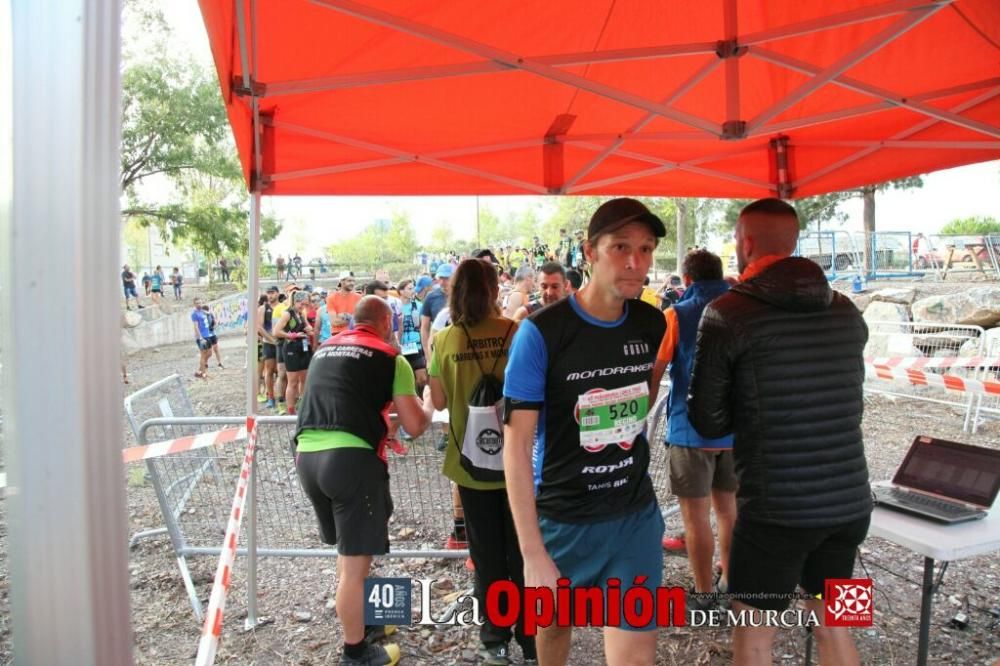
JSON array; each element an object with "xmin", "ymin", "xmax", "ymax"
[{"xmin": 1, "ymin": 276, "xmax": 999, "ymax": 665}]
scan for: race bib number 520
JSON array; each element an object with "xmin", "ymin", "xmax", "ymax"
[{"xmin": 577, "ymin": 382, "xmax": 649, "ymax": 450}]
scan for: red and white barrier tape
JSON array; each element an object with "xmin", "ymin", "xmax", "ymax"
[
  {"xmin": 194, "ymin": 416, "xmax": 257, "ymax": 666},
  {"xmin": 866, "ymin": 362, "xmax": 1000, "ymax": 397},
  {"xmin": 123, "ymin": 426, "xmax": 247, "ymax": 464},
  {"xmin": 865, "ymin": 356, "xmax": 1000, "ymax": 371}
]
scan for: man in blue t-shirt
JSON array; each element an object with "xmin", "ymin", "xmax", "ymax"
[{"xmin": 504, "ymin": 198, "xmax": 667, "ymax": 665}]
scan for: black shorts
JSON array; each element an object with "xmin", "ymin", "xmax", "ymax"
[
  {"xmin": 196, "ymin": 338, "xmax": 211, "ymax": 352},
  {"xmin": 283, "ymin": 340, "xmax": 312, "ymax": 372},
  {"xmin": 404, "ymin": 352, "xmax": 427, "ymax": 371},
  {"xmin": 728, "ymin": 514, "xmax": 871, "ymax": 611},
  {"xmin": 276, "ymin": 341, "xmax": 287, "ymax": 365},
  {"xmin": 262, "ymin": 342, "xmax": 277, "ymax": 360},
  {"xmin": 295, "ymin": 448, "xmax": 393, "ymax": 555},
  {"xmin": 207, "ymin": 335, "xmax": 219, "ymax": 347}
]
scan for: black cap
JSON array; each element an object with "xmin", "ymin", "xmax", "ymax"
[
  {"xmin": 588, "ymin": 198, "xmax": 666, "ymax": 241},
  {"xmin": 266, "ymin": 286, "xmax": 279, "ymax": 293}
]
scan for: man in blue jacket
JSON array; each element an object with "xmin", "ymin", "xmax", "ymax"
[{"xmin": 651, "ymin": 249, "xmax": 736, "ymax": 609}]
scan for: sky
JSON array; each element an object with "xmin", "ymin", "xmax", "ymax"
[{"xmin": 161, "ymin": 2, "xmax": 999, "ymax": 256}]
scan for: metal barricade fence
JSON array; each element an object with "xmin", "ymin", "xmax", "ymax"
[
  {"xmin": 131, "ymin": 395, "xmax": 676, "ymax": 620},
  {"xmin": 863, "ymin": 320, "xmax": 985, "ymax": 431},
  {"xmin": 868, "ymin": 231, "xmax": 915, "ymax": 277},
  {"xmin": 124, "ymin": 375, "xmax": 210, "ymax": 547},
  {"xmin": 970, "ymin": 328, "xmax": 1000, "ymax": 434},
  {"xmin": 796, "ymin": 231, "xmax": 863, "ymax": 280}
]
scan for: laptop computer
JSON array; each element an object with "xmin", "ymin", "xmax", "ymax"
[{"xmin": 872, "ymin": 436, "xmax": 1000, "ymax": 524}]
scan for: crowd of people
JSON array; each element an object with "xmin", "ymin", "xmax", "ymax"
[
  {"xmin": 121, "ymin": 264, "xmax": 184, "ymax": 309},
  {"xmin": 274, "ymin": 197, "xmax": 872, "ymax": 666}
]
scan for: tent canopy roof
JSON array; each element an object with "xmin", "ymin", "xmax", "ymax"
[{"xmin": 198, "ymin": 0, "xmax": 1000, "ymax": 199}]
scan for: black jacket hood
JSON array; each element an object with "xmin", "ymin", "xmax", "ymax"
[{"xmin": 731, "ymin": 256, "xmax": 833, "ymax": 313}]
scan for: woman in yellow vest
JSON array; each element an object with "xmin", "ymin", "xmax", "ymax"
[{"xmin": 428, "ymin": 259, "xmax": 535, "ymax": 664}]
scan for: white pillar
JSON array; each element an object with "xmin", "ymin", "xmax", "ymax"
[{"xmin": 4, "ymin": 1, "xmax": 133, "ymax": 664}]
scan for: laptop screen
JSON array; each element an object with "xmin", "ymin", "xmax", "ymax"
[{"xmin": 893, "ymin": 436, "xmax": 1000, "ymax": 509}]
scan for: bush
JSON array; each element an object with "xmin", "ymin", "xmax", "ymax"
[{"xmin": 940, "ymin": 216, "xmax": 1000, "ymax": 235}]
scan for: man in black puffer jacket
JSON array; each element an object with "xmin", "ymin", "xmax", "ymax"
[{"xmin": 687, "ymin": 198, "xmax": 871, "ymax": 666}]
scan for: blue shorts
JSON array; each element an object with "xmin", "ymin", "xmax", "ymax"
[
  {"xmin": 123, "ymin": 285, "xmax": 138, "ymax": 299},
  {"xmin": 538, "ymin": 500, "xmax": 664, "ymax": 631}
]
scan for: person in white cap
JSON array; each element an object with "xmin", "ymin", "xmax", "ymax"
[{"xmin": 326, "ymin": 271, "xmax": 360, "ymax": 338}]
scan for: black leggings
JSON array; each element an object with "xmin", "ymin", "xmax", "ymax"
[{"xmin": 458, "ymin": 485, "xmax": 536, "ymax": 658}]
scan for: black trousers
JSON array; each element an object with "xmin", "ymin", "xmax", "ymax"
[{"xmin": 458, "ymin": 485, "xmax": 536, "ymax": 658}]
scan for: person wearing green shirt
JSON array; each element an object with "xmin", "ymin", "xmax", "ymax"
[
  {"xmin": 429, "ymin": 258, "xmax": 534, "ymax": 666},
  {"xmin": 295, "ymin": 296, "xmax": 435, "ymax": 666}
]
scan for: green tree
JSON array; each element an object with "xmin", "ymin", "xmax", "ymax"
[
  {"xmin": 384, "ymin": 211, "xmax": 420, "ymax": 262},
  {"xmin": 940, "ymin": 216, "xmax": 1000, "ymax": 235},
  {"xmin": 476, "ymin": 206, "xmax": 507, "ymax": 248},
  {"xmin": 120, "ymin": 0, "xmax": 281, "ymax": 279}
]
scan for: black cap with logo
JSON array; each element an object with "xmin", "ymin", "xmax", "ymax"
[{"xmin": 588, "ymin": 198, "xmax": 666, "ymax": 241}]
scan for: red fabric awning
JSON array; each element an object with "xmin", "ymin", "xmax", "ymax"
[{"xmin": 198, "ymin": 0, "xmax": 1000, "ymax": 199}]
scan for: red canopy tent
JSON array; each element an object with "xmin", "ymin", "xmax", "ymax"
[
  {"xmin": 197, "ymin": 0, "xmax": 1000, "ymax": 199},
  {"xmin": 190, "ymin": 0, "xmax": 999, "ymax": 656}
]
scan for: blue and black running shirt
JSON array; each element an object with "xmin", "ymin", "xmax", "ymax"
[{"xmin": 504, "ymin": 294, "xmax": 666, "ymax": 523}]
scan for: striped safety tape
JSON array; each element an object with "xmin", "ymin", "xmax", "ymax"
[
  {"xmin": 865, "ymin": 356, "xmax": 1000, "ymax": 370},
  {"xmin": 866, "ymin": 362, "xmax": 1000, "ymax": 397},
  {"xmin": 122, "ymin": 426, "xmax": 247, "ymax": 464},
  {"xmin": 194, "ymin": 416, "xmax": 257, "ymax": 666}
]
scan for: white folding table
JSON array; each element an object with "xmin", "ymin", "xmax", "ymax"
[{"xmin": 867, "ymin": 491, "xmax": 1000, "ymax": 666}]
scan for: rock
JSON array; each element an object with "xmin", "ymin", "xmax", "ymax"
[
  {"xmin": 863, "ymin": 302, "xmax": 913, "ymax": 358},
  {"xmin": 325, "ymin": 598, "xmax": 336, "ymax": 610},
  {"xmin": 462, "ymin": 649, "xmax": 477, "ymax": 662},
  {"xmin": 434, "ymin": 578, "xmax": 455, "ymax": 592},
  {"xmin": 851, "ymin": 294, "xmax": 872, "ymax": 312},
  {"xmin": 870, "ymin": 288, "xmax": 917, "ymax": 306},
  {"xmin": 397, "ymin": 527, "xmax": 416, "ymax": 540},
  {"xmin": 863, "ymin": 301, "xmax": 910, "ymax": 326},
  {"xmin": 122, "ymin": 310, "xmax": 143, "ymax": 328},
  {"xmin": 293, "ymin": 610, "xmax": 313, "ymax": 623},
  {"xmin": 911, "ymin": 288, "xmax": 1000, "ymax": 327}
]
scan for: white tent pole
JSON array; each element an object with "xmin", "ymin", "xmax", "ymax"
[
  {"xmin": 747, "ymin": 4, "xmax": 944, "ymax": 133},
  {"xmin": 5, "ymin": 1, "xmax": 133, "ymax": 664},
  {"xmin": 751, "ymin": 48, "xmax": 1000, "ymax": 140},
  {"xmin": 245, "ymin": 191, "xmax": 261, "ymax": 631},
  {"xmin": 740, "ymin": 0, "xmax": 947, "ymax": 46},
  {"xmin": 262, "ymin": 40, "xmax": 718, "ymax": 97},
  {"xmin": 796, "ymin": 88, "xmax": 1000, "ymax": 189},
  {"xmin": 753, "ymin": 77, "xmax": 999, "ymax": 136},
  {"xmin": 562, "ymin": 59, "xmax": 721, "ymax": 191},
  {"xmin": 311, "ymin": 0, "xmax": 721, "ymax": 136},
  {"xmin": 268, "ymin": 121, "xmax": 548, "ymax": 193}
]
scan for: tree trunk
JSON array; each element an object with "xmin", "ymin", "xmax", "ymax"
[
  {"xmin": 862, "ymin": 186, "xmax": 876, "ymax": 274},
  {"xmin": 676, "ymin": 199, "xmax": 687, "ymax": 273}
]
